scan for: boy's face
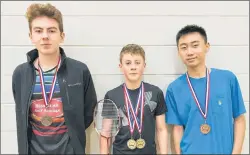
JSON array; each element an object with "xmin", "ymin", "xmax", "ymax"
[
  {"xmin": 119, "ymin": 53, "xmax": 146, "ymax": 83},
  {"xmin": 29, "ymin": 16, "xmax": 64, "ymax": 55},
  {"xmin": 177, "ymin": 32, "xmax": 210, "ymax": 68}
]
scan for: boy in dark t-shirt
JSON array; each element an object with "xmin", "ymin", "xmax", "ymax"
[{"xmin": 100, "ymin": 44, "xmax": 168, "ymax": 154}]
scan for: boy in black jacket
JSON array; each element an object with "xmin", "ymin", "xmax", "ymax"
[{"xmin": 12, "ymin": 3, "xmax": 97, "ymax": 154}]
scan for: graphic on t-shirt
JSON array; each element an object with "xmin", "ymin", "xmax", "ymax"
[
  {"xmin": 110, "ymin": 84, "xmax": 167, "ymax": 154},
  {"xmin": 218, "ymin": 100, "xmax": 222, "ymax": 106},
  {"xmin": 30, "ymin": 98, "xmax": 64, "ymax": 122},
  {"xmin": 120, "ymin": 91, "xmax": 156, "ymax": 127},
  {"xmin": 145, "ymin": 91, "xmax": 157, "ymax": 112},
  {"xmin": 29, "ymin": 68, "xmax": 67, "ymax": 136}
]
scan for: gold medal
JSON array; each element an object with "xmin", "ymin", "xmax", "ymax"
[
  {"xmin": 127, "ymin": 139, "xmax": 137, "ymax": 150},
  {"xmin": 200, "ymin": 123, "xmax": 210, "ymax": 134},
  {"xmin": 136, "ymin": 138, "xmax": 146, "ymax": 149},
  {"xmin": 41, "ymin": 116, "xmax": 53, "ymax": 126}
]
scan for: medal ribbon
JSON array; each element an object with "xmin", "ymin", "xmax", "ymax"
[
  {"xmin": 123, "ymin": 82, "xmax": 144, "ymax": 135},
  {"xmin": 186, "ymin": 68, "xmax": 210, "ymax": 119},
  {"xmin": 123, "ymin": 84, "xmax": 141, "ymax": 135},
  {"xmin": 38, "ymin": 57, "xmax": 61, "ymax": 107}
]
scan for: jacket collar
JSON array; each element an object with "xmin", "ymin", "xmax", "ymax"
[{"xmin": 26, "ymin": 47, "xmax": 67, "ymax": 64}]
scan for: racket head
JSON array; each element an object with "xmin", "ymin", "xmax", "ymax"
[{"xmin": 94, "ymin": 99, "xmax": 121, "ymax": 138}]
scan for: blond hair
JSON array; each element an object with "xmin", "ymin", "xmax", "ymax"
[{"xmin": 120, "ymin": 44, "xmax": 145, "ymax": 63}]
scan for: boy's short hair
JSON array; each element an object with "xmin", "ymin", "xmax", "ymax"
[
  {"xmin": 25, "ymin": 3, "xmax": 63, "ymax": 32},
  {"xmin": 176, "ymin": 24, "xmax": 207, "ymax": 45},
  {"xmin": 120, "ymin": 44, "xmax": 145, "ymax": 63}
]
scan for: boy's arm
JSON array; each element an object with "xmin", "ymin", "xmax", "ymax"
[
  {"xmin": 100, "ymin": 136, "xmax": 111, "ymax": 154},
  {"xmin": 100, "ymin": 93, "xmax": 113, "ymax": 154},
  {"xmin": 172, "ymin": 125, "xmax": 183, "ymax": 154},
  {"xmin": 100, "ymin": 119, "xmax": 112, "ymax": 154},
  {"xmin": 12, "ymin": 66, "xmax": 22, "ymax": 153},
  {"xmin": 12, "ymin": 66, "xmax": 20, "ymax": 105},
  {"xmin": 165, "ymin": 87, "xmax": 183, "ymax": 154},
  {"xmin": 232, "ymin": 114, "xmax": 246, "ymax": 154},
  {"xmin": 155, "ymin": 89, "xmax": 168, "ymax": 154},
  {"xmin": 156, "ymin": 114, "xmax": 168, "ymax": 154},
  {"xmin": 83, "ymin": 67, "xmax": 97, "ymax": 129},
  {"xmin": 230, "ymin": 73, "xmax": 246, "ymax": 154}
]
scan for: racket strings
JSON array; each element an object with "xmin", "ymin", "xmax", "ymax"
[{"xmin": 94, "ymin": 100, "xmax": 120, "ymax": 137}]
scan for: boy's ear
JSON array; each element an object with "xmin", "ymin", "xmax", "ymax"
[
  {"xmin": 119, "ymin": 63, "xmax": 123, "ymax": 72},
  {"xmin": 60, "ymin": 32, "xmax": 65, "ymax": 41},
  {"xmin": 205, "ymin": 42, "xmax": 210, "ymax": 53}
]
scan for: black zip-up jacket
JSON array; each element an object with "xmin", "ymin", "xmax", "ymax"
[{"xmin": 12, "ymin": 47, "xmax": 97, "ymax": 154}]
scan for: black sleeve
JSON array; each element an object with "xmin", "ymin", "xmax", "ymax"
[
  {"xmin": 83, "ymin": 66, "xmax": 97, "ymax": 129},
  {"xmin": 155, "ymin": 88, "xmax": 168, "ymax": 116},
  {"xmin": 104, "ymin": 92, "xmax": 109, "ymax": 100},
  {"xmin": 12, "ymin": 67, "xmax": 19, "ymax": 106},
  {"xmin": 12, "ymin": 66, "xmax": 23, "ymax": 154},
  {"xmin": 101, "ymin": 93, "xmax": 109, "ymax": 117}
]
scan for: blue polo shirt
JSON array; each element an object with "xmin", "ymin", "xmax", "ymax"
[{"xmin": 165, "ymin": 68, "xmax": 246, "ymax": 154}]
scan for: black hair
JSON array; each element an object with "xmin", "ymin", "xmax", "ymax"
[{"xmin": 176, "ymin": 24, "xmax": 207, "ymax": 45}]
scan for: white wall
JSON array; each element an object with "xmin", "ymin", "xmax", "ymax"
[{"xmin": 1, "ymin": 1, "xmax": 249, "ymax": 154}]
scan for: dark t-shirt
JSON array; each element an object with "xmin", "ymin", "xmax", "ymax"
[
  {"xmin": 28, "ymin": 67, "xmax": 74, "ymax": 154},
  {"xmin": 104, "ymin": 82, "xmax": 167, "ymax": 154}
]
